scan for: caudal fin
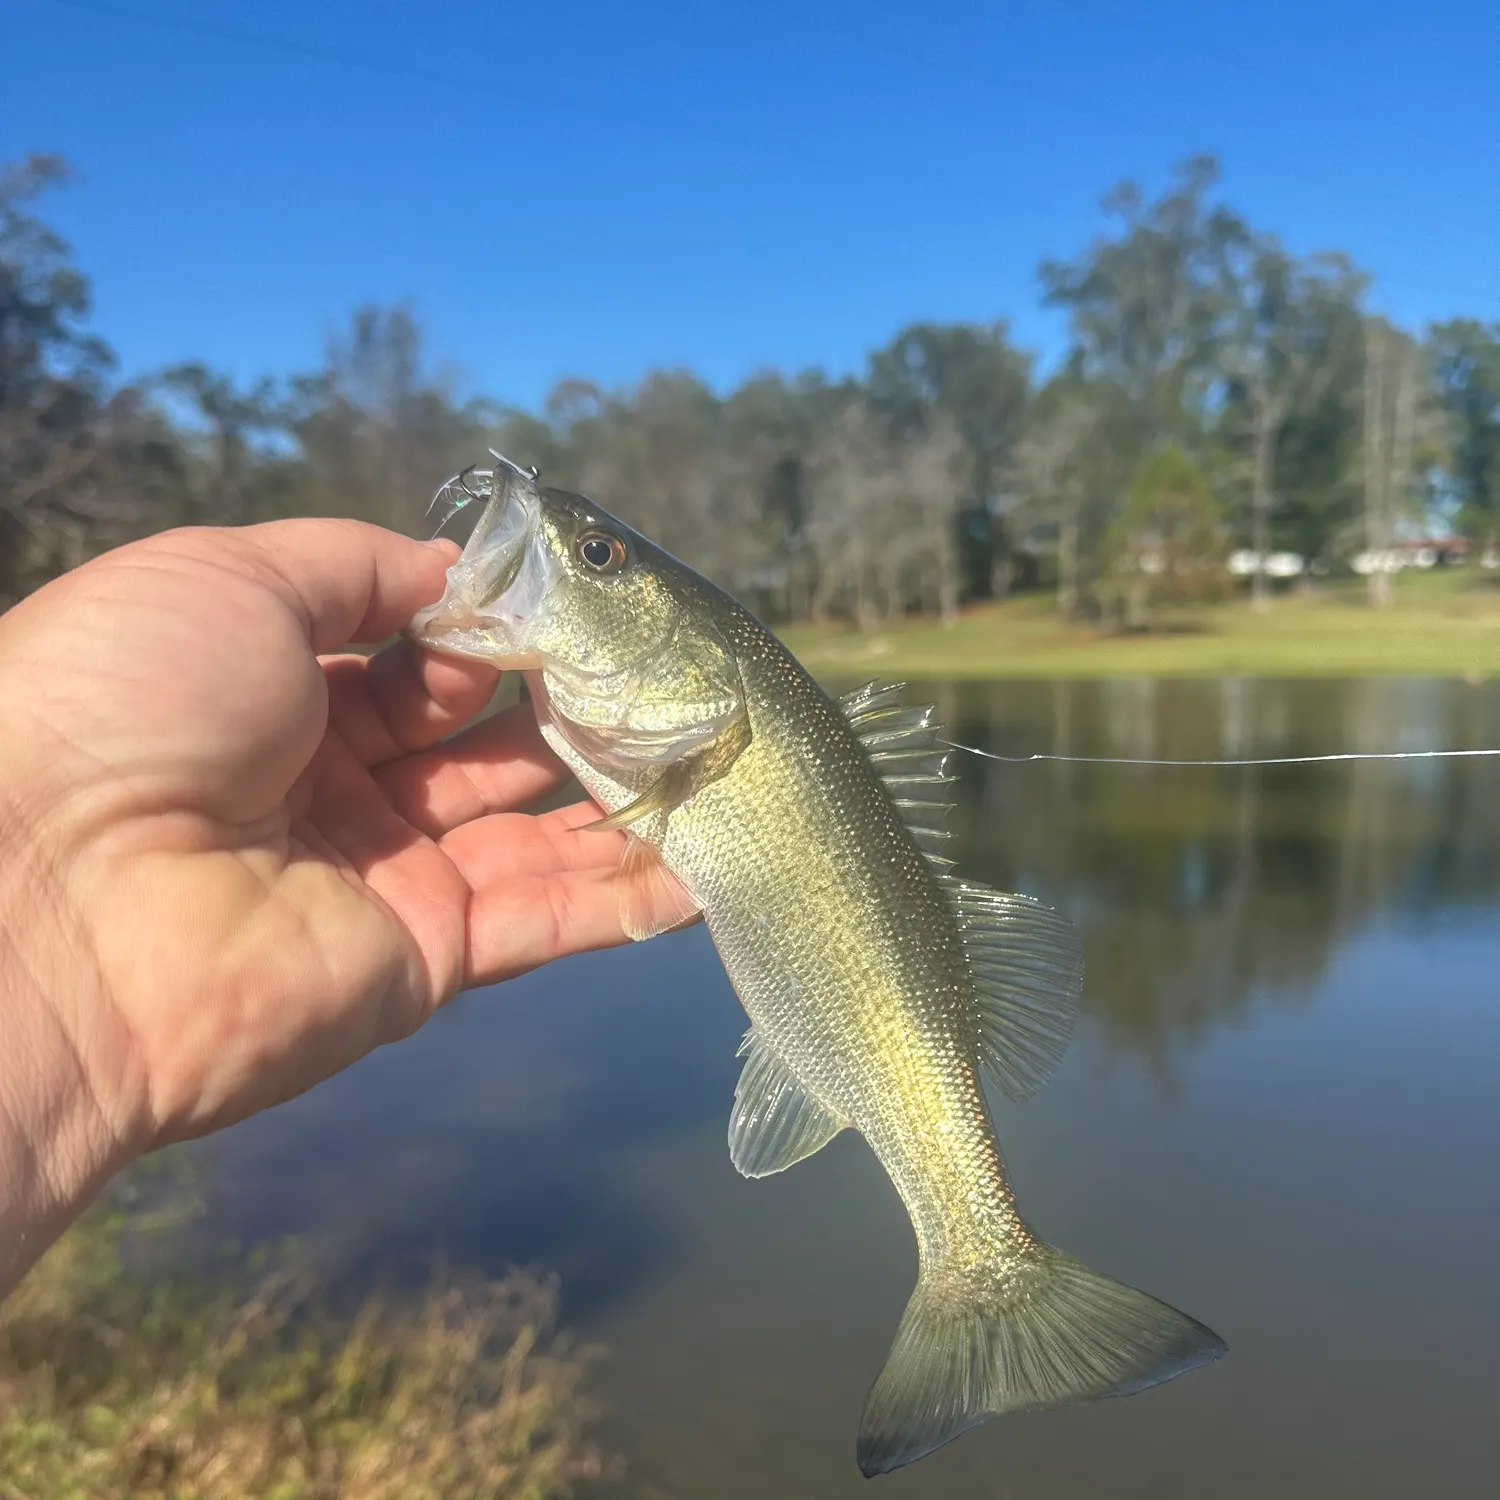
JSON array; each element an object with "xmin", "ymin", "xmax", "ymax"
[{"xmin": 856, "ymin": 1248, "xmax": 1226, "ymax": 1477}]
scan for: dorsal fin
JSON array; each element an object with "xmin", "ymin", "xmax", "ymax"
[
  {"xmin": 840, "ymin": 682, "xmax": 1082, "ymax": 1101},
  {"xmin": 942, "ymin": 876, "xmax": 1083, "ymax": 1101},
  {"xmin": 839, "ymin": 680, "xmax": 957, "ymax": 869}
]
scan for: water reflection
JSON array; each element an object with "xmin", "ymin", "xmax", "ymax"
[
  {"xmin": 940, "ymin": 678, "xmax": 1500, "ymax": 1069},
  {"xmin": 202, "ymin": 678, "xmax": 1500, "ymax": 1498}
]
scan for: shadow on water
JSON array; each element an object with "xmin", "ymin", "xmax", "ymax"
[
  {"xmin": 201, "ymin": 677, "xmax": 1500, "ymax": 1497},
  {"xmin": 207, "ymin": 927, "xmax": 748, "ymax": 1322}
]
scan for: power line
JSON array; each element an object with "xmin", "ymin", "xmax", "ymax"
[
  {"xmin": 24, "ymin": 0, "xmax": 1500, "ymax": 315},
  {"xmin": 35, "ymin": 0, "xmax": 799, "ymax": 166},
  {"xmin": 29, "ymin": 0, "xmax": 1108, "ymax": 237},
  {"xmin": 724, "ymin": 0, "xmax": 1500, "ymax": 312},
  {"xmin": 26, "ymin": 0, "xmax": 1108, "ymax": 270}
]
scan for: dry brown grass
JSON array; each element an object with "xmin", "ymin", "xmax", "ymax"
[{"xmin": 0, "ymin": 1157, "xmax": 609, "ymax": 1499}]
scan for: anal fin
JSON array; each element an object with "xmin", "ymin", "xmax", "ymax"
[{"xmin": 729, "ymin": 1028, "xmax": 846, "ymax": 1178}]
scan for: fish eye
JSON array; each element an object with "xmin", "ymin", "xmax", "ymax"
[{"xmin": 576, "ymin": 529, "xmax": 627, "ymax": 575}]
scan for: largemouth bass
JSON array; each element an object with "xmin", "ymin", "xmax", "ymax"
[{"xmin": 410, "ymin": 459, "xmax": 1226, "ymax": 1475}]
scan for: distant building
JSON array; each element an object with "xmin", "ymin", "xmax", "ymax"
[
  {"xmin": 1228, "ymin": 550, "xmax": 1305, "ymax": 579},
  {"xmin": 1352, "ymin": 537, "xmax": 1468, "ymax": 574}
]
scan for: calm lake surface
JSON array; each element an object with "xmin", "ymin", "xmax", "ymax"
[{"xmin": 205, "ymin": 677, "xmax": 1500, "ymax": 1498}]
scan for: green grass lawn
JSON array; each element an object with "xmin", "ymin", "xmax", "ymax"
[{"xmin": 779, "ymin": 570, "xmax": 1500, "ymax": 679}]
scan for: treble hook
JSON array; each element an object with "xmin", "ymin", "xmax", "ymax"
[
  {"xmin": 427, "ymin": 463, "xmax": 491, "ymax": 539},
  {"xmin": 454, "ymin": 462, "xmax": 493, "ymax": 503},
  {"xmin": 488, "ymin": 448, "xmax": 540, "ymax": 482},
  {"xmin": 426, "ymin": 454, "xmax": 539, "ymax": 539}
]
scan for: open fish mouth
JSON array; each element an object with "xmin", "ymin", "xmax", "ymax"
[{"xmin": 409, "ymin": 456, "xmax": 550, "ymax": 666}]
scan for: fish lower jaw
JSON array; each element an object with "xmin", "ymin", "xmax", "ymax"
[
  {"xmin": 406, "ymin": 584, "xmax": 537, "ymax": 665},
  {"xmin": 408, "ymin": 624, "xmax": 542, "ymax": 670}
]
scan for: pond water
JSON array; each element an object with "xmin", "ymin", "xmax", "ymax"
[{"xmin": 204, "ymin": 677, "xmax": 1500, "ymax": 1498}]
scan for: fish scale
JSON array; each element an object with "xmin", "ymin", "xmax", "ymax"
[
  {"xmin": 411, "ymin": 463, "xmax": 1227, "ymax": 1477},
  {"xmin": 559, "ymin": 624, "xmax": 1028, "ymax": 1264}
]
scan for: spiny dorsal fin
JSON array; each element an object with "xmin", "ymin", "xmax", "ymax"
[
  {"xmin": 729, "ymin": 1027, "xmax": 847, "ymax": 1178},
  {"xmin": 942, "ymin": 876, "xmax": 1083, "ymax": 1101},
  {"xmin": 841, "ymin": 681, "xmax": 1081, "ymax": 1096},
  {"xmin": 839, "ymin": 680, "xmax": 956, "ymax": 868}
]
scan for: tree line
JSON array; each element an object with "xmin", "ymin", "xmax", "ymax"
[{"xmin": 4, "ymin": 151, "xmax": 1499, "ymax": 622}]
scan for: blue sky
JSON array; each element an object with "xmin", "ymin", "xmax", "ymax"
[{"xmin": 5, "ymin": 0, "xmax": 1498, "ymax": 410}]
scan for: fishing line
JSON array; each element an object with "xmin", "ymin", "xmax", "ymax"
[
  {"xmin": 420, "ymin": 466, "xmax": 1499, "ymax": 775},
  {"xmin": 938, "ymin": 743, "xmax": 1500, "ymax": 768}
]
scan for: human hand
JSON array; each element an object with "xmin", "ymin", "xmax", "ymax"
[{"xmin": 0, "ymin": 519, "xmax": 629, "ymax": 1293}]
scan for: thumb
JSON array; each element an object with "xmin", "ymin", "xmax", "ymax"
[{"xmin": 230, "ymin": 519, "xmax": 459, "ymax": 652}]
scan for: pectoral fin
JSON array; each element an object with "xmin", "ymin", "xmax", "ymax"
[
  {"xmin": 581, "ymin": 708, "xmax": 752, "ymax": 833},
  {"xmin": 584, "ymin": 759, "xmax": 698, "ymax": 832}
]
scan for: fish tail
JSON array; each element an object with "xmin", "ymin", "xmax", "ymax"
[{"xmin": 856, "ymin": 1245, "xmax": 1226, "ymax": 1477}]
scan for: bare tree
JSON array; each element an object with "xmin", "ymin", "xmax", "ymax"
[
  {"xmin": 1360, "ymin": 318, "xmax": 1444, "ymax": 606},
  {"xmin": 1041, "ymin": 154, "xmax": 1242, "ymax": 455},
  {"xmin": 901, "ymin": 414, "xmax": 966, "ymax": 622},
  {"xmin": 0, "ymin": 155, "xmax": 193, "ymax": 602},
  {"xmin": 805, "ymin": 404, "xmax": 889, "ymax": 628},
  {"xmin": 1009, "ymin": 380, "xmax": 1123, "ymax": 617},
  {"xmin": 5, "ymin": 143, "xmax": 1478, "ymax": 641},
  {"xmin": 292, "ymin": 305, "xmax": 484, "ymax": 535},
  {"xmin": 1218, "ymin": 241, "xmax": 1365, "ymax": 609}
]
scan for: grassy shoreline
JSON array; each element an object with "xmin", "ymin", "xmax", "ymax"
[{"xmin": 780, "ymin": 573, "xmax": 1500, "ymax": 680}]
